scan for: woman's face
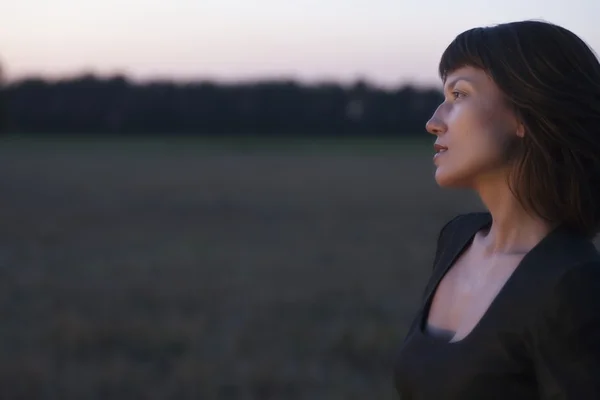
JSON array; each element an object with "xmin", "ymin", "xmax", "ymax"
[{"xmin": 426, "ymin": 66, "xmax": 522, "ymax": 189}]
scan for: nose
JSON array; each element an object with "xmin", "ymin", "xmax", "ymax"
[{"xmin": 425, "ymin": 108, "xmax": 447, "ymax": 136}]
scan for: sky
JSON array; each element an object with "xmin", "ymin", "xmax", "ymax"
[{"xmin": 1, "ymin": 0, "xmax": 599, "ymax": 88}]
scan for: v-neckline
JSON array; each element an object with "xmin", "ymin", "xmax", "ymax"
[{"xmin": 418, "ymin": 213, "xmax": 563, "ymax": 345}]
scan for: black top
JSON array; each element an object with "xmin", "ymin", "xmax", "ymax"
[{"xmin": 394, "ymin": 212, "xmax": 600, "ymax": 399}]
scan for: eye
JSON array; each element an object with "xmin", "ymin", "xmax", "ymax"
[{"xmin": 451, "ymin": 90, "xmax": 466, "ymax": 100}]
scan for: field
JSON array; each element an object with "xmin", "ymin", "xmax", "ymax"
[{"xmin": 0, "ymin": 136, "xmax": 495, "ymax": 399}]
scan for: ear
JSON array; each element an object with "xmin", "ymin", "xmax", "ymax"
[{"xmin": 516, "ymin": 123, "xmax": 525, "ymax": 138}]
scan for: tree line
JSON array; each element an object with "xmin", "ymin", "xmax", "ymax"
[{"xmin": 0, "ymin": 73, "xmax": 444, "ymax": 136}]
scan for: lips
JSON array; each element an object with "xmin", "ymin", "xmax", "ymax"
[{"xmin": 434, "ymin": 144, "xmax": 448, "ymax": 154}]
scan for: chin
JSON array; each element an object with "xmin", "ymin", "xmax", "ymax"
[{"xmin": 434, "ymin": 166, "xmax": 475, "ymax": 188}]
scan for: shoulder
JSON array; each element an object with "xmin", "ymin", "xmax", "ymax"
[
  {"xmin": 432, "ymin": 211, "xmax": 491, "ymax": 267},
  {"xmin": 527, "ymin": 236, "xmax": 600, "ymax": 337},
  {"xmin": 543, "ymin": 260, "xmax": 600, "ymax": 318},
  {"xmin": 527, "ymin": 259, "xmax": 600, "ymax": 397},
  {"xmin": 529, "ymin": 260, "xmax": 600, "ymax": 351},
  {"xmin": 436, "ymin": 211, "xmax": 491, "ymax": 248},
  {"xmin": 523, "ymin": 224, "xmax": 600, "ymax": 289}
]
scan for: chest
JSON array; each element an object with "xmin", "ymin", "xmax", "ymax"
[
  {"xmin": 394, "ymin": 326, "xmax": 537, "ymax": 399},
  {"xmin": 395, "ymin": 262, "xmax": 539, "ymax": 399},
  {"xmin": 426, "ymin": 249, "xmax": 524, "ymax": 342}
]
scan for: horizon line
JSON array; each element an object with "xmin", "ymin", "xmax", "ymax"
[{"xmin": 3, "ymin": 70, "xmax": 443, "ymax": 91}]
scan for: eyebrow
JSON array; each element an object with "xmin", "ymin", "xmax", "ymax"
[{"xmin": 443, "ymin": 77, "xmax": 475, "ymax": 91}]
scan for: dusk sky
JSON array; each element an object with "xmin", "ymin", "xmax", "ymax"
[{"xmin": 1, "ymin": 0, "xmax": 598, "ymax": 88}]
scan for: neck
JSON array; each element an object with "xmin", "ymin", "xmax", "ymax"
[{"xmin": 474, "ymin": 174, "xmax": 554, "ymax": 256}]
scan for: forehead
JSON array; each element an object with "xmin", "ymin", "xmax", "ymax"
[{"xmin": 443, "ymin": 66, "xmax": 490, "ymax": 89}]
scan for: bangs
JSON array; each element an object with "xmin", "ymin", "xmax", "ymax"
[{"xmin": 438, "ymin": 27, "xmax": 491, "ymax": 82}]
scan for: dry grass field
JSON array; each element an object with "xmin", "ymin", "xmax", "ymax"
[{"xmin": 3, "ymin": 136, "xmax": 588, "ymax": 399}]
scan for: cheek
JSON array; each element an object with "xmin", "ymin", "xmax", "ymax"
[
  {"xmin": 460, "ymin": 130, "xmax": 511, "ymax": 174},
  {"xmin": 454, "ymin": 105, "xmax": 513, "ymax": 162},
  {"xmin": 450, "ymin": 143, "xmax": 503, "ymax": 173},
  {"xmin": 436, "ymin": 116, "xmax": 513, "ymax": 186},
  {"xmin": 434, "ymin": 146, "xmax": 506, "ymax": 187}
]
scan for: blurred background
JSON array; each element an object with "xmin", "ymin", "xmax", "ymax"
[{"xmin": 0, "ymin": 0, "xmax": 599, "ymax": 399}]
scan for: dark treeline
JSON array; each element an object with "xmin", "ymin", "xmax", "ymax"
[{"xmin": 1, "ymin": 73, "xmax": 444, "ymax": 135}]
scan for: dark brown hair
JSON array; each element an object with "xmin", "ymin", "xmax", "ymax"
[{"xmin": 439, "ymin": 20, "xmax": 600, "ymax": 239}]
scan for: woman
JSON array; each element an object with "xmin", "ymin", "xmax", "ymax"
[{"xmin": 394, "ymin": 20, "xmax": 600, "ymax": 399}]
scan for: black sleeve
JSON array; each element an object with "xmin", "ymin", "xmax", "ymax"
[
  {"xmin": 530, "ymin": 261, "xmax": 600, "ymax": 399},
  {"xmin": 417, "ymin": 214, "xmax": 466, "ymax": 304},
  {"xmin": 402, "ymin": 214, "xmax": 466, "ymax": 339},
  {"xmin": 431, "ymin": 214, "xmax": 465, "ymax": 270}
]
